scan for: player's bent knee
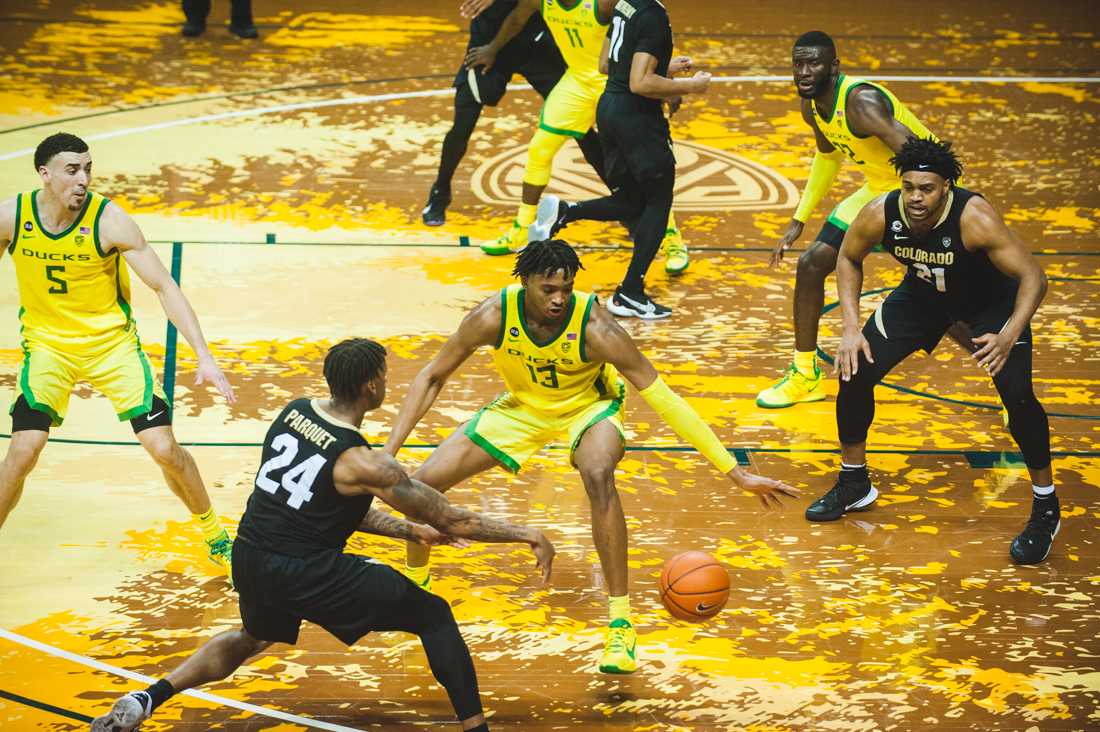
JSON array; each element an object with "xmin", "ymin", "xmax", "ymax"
[
  {"xmin": 796, "ymin": 244, "xmax": 836, "ymax": 283},
  {"xmin": 579, "ymin": 464, "xmax": 617, "ymax": 503},
  {"xmin": 141, "ymin": 432, "xmax": 186, "ymax": 470},
  {"xmin": 5, "ymin": 436, "xmax": 47, "ymax": 474}
]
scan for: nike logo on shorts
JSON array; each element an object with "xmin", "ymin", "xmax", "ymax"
[{"xmin": 147, "ymin": 410, "xmax": 164, "ymax": 421}]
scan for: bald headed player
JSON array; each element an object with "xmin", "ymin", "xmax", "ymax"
[
  {"xmin": 758, "ymin": 31, "xmax": 942, "ymax": 408},
  {"xmin": 820, "ymin": 138, "xmax": 1058, "ymax": 565}
]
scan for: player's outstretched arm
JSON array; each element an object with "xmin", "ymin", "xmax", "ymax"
[
  {"xmin": 463, "ymin": 0, "xmax": 539, "ymax": 72},
  {"xmin": 835, "ymin": 196, "xmax": 887, "ymax": 381},
  {"xmin": 383, "ymin": 294, "xmax": 500, "ymax": 456},
  {"xmin": 104, "ymin": 204, "xmax": 236, "ymax": 403},
  {"xmin": 358, "ymin": 507, "xmax": 470, "ymax": 548},
  {"xmin": 0, "ymin": 197, "xmax": 16, "ymax": 261},
  {"xmin": 584, "ymin": 305, "xmax": 800, "ymax": 509},
  {"xmin": 963, "ymin": 197, "xmax": 1048, "ymax": 377},
  {"xmin": 772, "ymin": 103, "xmax": 844, "ymax": 267},
  {"xmin": 336, "ymin": 448, "xmax": 554, "ymax": 582}
]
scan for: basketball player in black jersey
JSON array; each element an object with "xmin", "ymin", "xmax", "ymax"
[
  {"xmin": 808, "ymin": 138, "xmax": 1058, "ymax": 565},
  {"xmin": 530, "ymin": 0, "xmax": 710, "ymax": 318},
  {"xmin": 90, "ymin": 339, "xmax": 554, "ymax": 732},
  {"xmin": 423, "ymin": 0, "xmax": 605, "ymax": 226}
]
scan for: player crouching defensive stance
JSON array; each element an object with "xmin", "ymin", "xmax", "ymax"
[
  {"xmin": 91, "ymin": 339, "xmax": 554, "ymax": 732},
  {"xmin": 813, "ymin": 138, "xmax": 1059, "ymax": 565}
]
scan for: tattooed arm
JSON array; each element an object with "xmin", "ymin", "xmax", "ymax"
[
  {"xmin": 335, "ymin": 448, "xmax": 554, "ymax": 581},
  {"xmin": 358, "ymin": 508, "xmax": 469, "ymax": 548}
]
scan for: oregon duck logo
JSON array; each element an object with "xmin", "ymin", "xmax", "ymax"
[{"xmin": 470, "ymin": 140, "xmax": 797, "ymax": 212}]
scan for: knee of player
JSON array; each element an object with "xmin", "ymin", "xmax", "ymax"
[
  {"xmin": 579, "ymin": 464, "xmax": 617, "ymax": 502},
  {"xmin": 142, "ymin": 432, "xmax": 186, "ymax": 469},
  {"xmin": 5, "ymin": 434, "xmax": 47, "ymax": 473},
  {"xmin": 422, "ymin": 591, "xmax": 457, "ymax": 625},
  {"xmin": 796, "ymin": 246, "xmax": 834, "ymax": 282}
]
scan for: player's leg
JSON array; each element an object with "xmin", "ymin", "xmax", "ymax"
[
  {"xmin": 0, "ymin": 343, "xmax": 75, "ymax": 529},
  {"xmin": 757, "ymin": 185, "xmax": 878, "ymax": 408},
  {"xmin": 425, "ymin": 73, "xmax": 487, "ymax": 226},
  {"xmin": 808, "ymin": 283, "xmax": 947, "ymax": 521},
  {"xmin": 483, "ymin": 71, "xmax": 597, "ymax": 255},
  {"xmin": 181, "ymin": 0, "xmax": 210, "ymax": 36},
  {"xmin": 89, "ymin": 334, "xmax": 232, "ymax": 575}
]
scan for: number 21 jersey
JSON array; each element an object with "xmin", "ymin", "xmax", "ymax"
[{"xmin": 237, "ymin": 398, "xmax": 372, "ymax": 557}]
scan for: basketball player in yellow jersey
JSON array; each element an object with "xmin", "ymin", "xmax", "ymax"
[
  {"xmin": 384, "ymin": 239, "xmax": 798, "ymax": 674},
  {"xmin": 465, "ymin": 0, "xmax": 688, "ymax": 273},
  {"xmin": 0, "ymin": 133, "xmax": 236, "ymax": 580},
  {"xmin": 758, "ymin": 30, "xmax": 939, "ymax": 408}
]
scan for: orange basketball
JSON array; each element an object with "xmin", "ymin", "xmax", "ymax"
[{"xmin": 659, "ymin": 551, "xmax": 730, "ymax": 621}]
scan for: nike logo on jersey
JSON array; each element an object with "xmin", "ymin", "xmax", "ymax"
[
  {"xmin": 146, "ymin": 410, "xmax": 165, "ymax": 421},
  {"xmin": 893, "ymin": 234, "xmax": 908, "ymax": 240}
]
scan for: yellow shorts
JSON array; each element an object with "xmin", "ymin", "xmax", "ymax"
[
  {"xmin": 827, "ymin": 182, "xmax": 891, "ymax": 230},
  {"xmin": 14, "ymin": 327, "xmax": 166, "ymax": 426},
  {"xmin": 538, "ymin": 68, "xmax": 602, "ymax": 139},
  {"xmin": 464, "ymin": 391, "xmax": 624, "ymax": 473}
]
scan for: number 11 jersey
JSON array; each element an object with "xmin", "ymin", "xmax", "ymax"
[{"xmin": 237, "ymin": 398, "xmax": 372, "ymax": 557}]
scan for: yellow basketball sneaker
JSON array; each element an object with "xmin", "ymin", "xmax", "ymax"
[
  {"xmin": 599, "ymin": 618, "xmax": 637, "ymax": 674},
  {"xmin": 663, "ymin": 227, "xmax": 689, "ymax": 274},
  {"xmin": 755, "ymin": 362, "xmax": 827, "ymax": 408},
  {"xmin": 206, "ymin": 530, "xmax": 233, "ymax": 585},
  {"xmin": 481, "ymin": 220, "xmax": 525, "ymax": 256}
]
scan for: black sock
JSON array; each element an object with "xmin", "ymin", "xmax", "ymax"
[
  {"xmin": 840, "ymin": 462, "xmax": 868, "ymax": 482},
  {"xmin": 145, "ymin": 679, "xmax": 175, "ymax": 711}
]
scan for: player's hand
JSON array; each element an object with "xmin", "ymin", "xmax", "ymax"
[
  {"xmin": 689, "ymin": 71, "xmax": 712, "ymax": 94},
  {"xmin": 770, "ymin": 219, "xmax": 804, "ymax": 266},
  {"xmin": 464, "ymin": 44, "xmax": 497, "ymax": 72},
  {"xmin": 728, "ymin": 467, "xmax": 801, "ymax": 510},
  {"xmin": 666, "ymin": 95, "xmax": 683, "ymax": 116},
  {"xmin": 459, "ymin": 0, "xmax": 495, "ymax": 19},
  {"xmin": 835, "ymin": 327, "xmax": 873, "ymax": 381},
  {"xmin": 412, "ymin": 523, "xmax": 471, "ymax": 548},
  {"xmin": 668, "ymin": 56, "xmax": 693, "ymax": 76},
  {"xmin": 195, "ymin": 355, "xmax": 236, "ymax": 404},
  {"xmin": 528, "ymin": 530, "xmax": 555, "ymax": 584},
  {"xmin": 972, "ymin": 330, "xmax": 1016, "ymax": 377}
]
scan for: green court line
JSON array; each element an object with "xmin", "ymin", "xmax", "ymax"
[{"xmin": 0, "ymin": 689, "xmax": 92, "ymax": 724}]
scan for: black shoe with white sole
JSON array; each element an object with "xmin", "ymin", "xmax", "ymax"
[
  {"xmin": 805, "ymin": 473, "xmax": 877, "ymax": 522},
  {"xmin": 422, "ymin": 184, "xmax": 450, "ymax": 227},
  {"xmin": 1010, "ymin": 495, "xmax": 1060, "ymax": 565},
  {"xmin": 529, "ymin": 194, "xmax": 572, "ymax": 242},
  {"xmin": 606, "ymin": 289, "xmax": 672, "ymax": 319}
]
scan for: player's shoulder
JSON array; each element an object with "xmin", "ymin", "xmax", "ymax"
[
  {"xmin": 958, "ymin": 189, "xmax": 1001, "ymax": 229},
  {"xmin": 460, "ymin": 290, "xmax": 507, "ymax": 341}
]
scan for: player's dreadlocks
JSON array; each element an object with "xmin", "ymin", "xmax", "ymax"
[
  {"xmin": 323, "ymin": 338, "xmax": 387, "ymax": 403},
  {"xmin": 890, "ymin": 137, "xmax": 964, "ymax": 183},
  {"xmin": 34, "ymin": 132, "xmax": 88, "ymax": 171},
  {"xmin": 512, "ymin": 239, "xmax": 584, "ymax": 280}
]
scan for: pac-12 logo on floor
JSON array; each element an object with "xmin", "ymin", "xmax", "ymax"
[{"xmin": 471, "ymin": 141, "xmax": 798, "ymax": 212}]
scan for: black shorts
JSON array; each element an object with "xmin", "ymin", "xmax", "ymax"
[
  {"xmin": 455, "ymin": 21, "xmax": 565, "ymax": 106},
  {"xmin": 596, "ymin": 93, "xmax": 675, "ymax": 188},
  {"xmin": 863, "ymin": 277, "xmax": 1032, "ymax": 363},
  {"xmin": 233, "ymin": 539, "xmax": 435, "ymax": 646},
  {"xmin": 814, "ymin": 221, "xmax": 846, "ymax": 249},
  {"xmin": 10, "ymin": 393, "xmax": 172, "ymax": 434}
]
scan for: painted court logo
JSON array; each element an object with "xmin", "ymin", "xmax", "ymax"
[{"xmin": 470, "ymin": 141, "xmax": 798, "ymax": 212}]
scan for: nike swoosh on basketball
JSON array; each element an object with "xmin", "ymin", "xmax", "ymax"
[
  {"xmin": 695, "ymin": 601, "xmax": 720, "ymax": 613},
  {"xmin": 147, "ymin": 410, "xmax": 165, "ymax": 421}
]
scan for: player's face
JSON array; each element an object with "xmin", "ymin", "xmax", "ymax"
[
  {"xmin": 792, "ymin": 46, "xmax": 836, "ymax": 99},
  {"xmin": 900, "ymin": 171, "xmax": 950, "ymax": 223},
  {"xmin": 525, "ymin": 269, "xmax": 575, "ymax": 323},
  {"xmin": 39, "ymin": 152, "xmax": 92, "ymax": 211}
]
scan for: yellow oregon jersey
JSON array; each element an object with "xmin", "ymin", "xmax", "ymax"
[
  {"xmin": 9, "ymin": 190, "xmax": 134, "ymax": 349},
  {"xmin": 492, "ymin": 284, "xmax": 623, "ymax": 417},
  {"xmin": 812, "ymin": 74, "xmax": 936, "ymax": 190},
  {"xmin": 542, "ymin": 0, "xmax": 608, "ymax": 87}
]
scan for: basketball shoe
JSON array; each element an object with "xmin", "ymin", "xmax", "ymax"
[
  {"xmin": 805, "ymin": 471, "xmax": 877, "ymax": 522},
  {"xmin": 1010, "ymin": 494, "xmax": 1060, "ymax": 564},
  {"xmin": 606, "ymin": 288, "xmax": 672, "ymax": 320},
  {"xmin": 662, "ymin": 227, "xmax": 689, "ymax": 274},
  {"xmin": 206, "ymin": 530, "xmax": 233, "ymax": 584},
  {"xmin": 755, "ymin": 362, "xmax": 827, "ymax": 408},
  {"xmin": 422, "ymin": 183, "xmax": 450, "ymax": 227},
  {"xmin": 599, "ymin": 618, "xmax": 637, "ymax": 674},
  {"xmin": 482, "ymin": 220, "xmax": 525, "ymax": 255},
  {"xmin": 90, "ymin": 691, "xmax": 151, "ymax": 732}
]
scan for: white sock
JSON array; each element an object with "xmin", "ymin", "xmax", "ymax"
[
  {"xmin": 841, "ymin": 463, "xmax": 866, "ymax": 470},
  {"xmin": 1032, "ymin": 484, "xmax": 1055, "ymax": 498}
]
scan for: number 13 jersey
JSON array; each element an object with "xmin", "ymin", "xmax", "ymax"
[
  {"xmin": 492, "ymin": 284, "xmax": 623, "ymax": 418},
  {"xmin": 237, "ymin": 398, "xmax": 372, "ymax": 557}
]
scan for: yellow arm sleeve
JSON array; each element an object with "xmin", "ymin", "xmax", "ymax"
[
  {"xmin": 638, "ymin": 377, "xmax": 736, "ymax": 474},
  {"xmin": 793, "ymin": 149, "xmax": 844, "ymax": 223}
]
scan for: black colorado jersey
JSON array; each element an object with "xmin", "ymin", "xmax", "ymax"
[
  {"xmin": 237, "ymin": 398, "xmax": 372, "ymax": 557},
  {"xmin": 882, "ymin": 187, "xmax": 1018, "ymax": 320},
  {"xmin": 605, "ymin": 0, "xmax": 672, "ymax": 116}
]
